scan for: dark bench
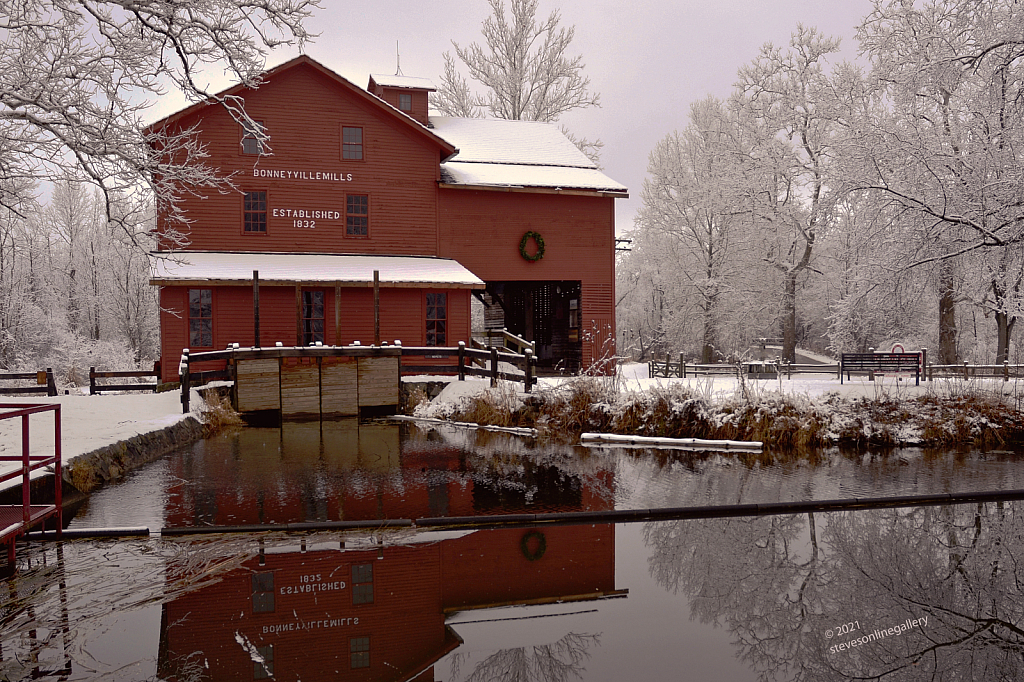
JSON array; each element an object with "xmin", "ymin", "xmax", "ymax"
[{"xmin": 840, "ymin": 353, "xmax": 921, "ymax": 385}]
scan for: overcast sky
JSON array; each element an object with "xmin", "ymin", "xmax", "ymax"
[{"xmin": 155, "ymin": 0, "xmax": 878, "ymax": 231}]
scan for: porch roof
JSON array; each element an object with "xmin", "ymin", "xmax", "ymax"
[{"xmin": 149, "ymin": 251, "xmax": 485, "ymax": 288}]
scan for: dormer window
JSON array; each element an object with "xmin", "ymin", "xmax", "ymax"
[
  {"xmin": 399, "ymin": 94, "xmax": 412, "ymax": 112},
  {"xmin": 241, "ymin": 119, "xmax": 264, "ymax": 155}
]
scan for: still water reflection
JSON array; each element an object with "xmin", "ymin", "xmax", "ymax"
[{"xmin": 2, "ymin": 421, "xmax": 1024, "ymax": 680}]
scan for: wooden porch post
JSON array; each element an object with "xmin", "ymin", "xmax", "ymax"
[
  {"xmin": 335, "ymin": 282, "xmax": 342, "ymax": 346},
  {"xmin": 253, "ymin": 270, "xmax": 260, "ymax": 348},
  {"xmin": 295, "ymin": 285, "xmax": 303, "ymax": 346},
  {"xmin": 373, "ymin": 270, "xmax": 380, "ymax": 346}
]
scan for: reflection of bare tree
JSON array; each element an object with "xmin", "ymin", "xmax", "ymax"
[
  {"xmin": 821, "ymin": 503, "xmax": 1024, "ymax": 680},
  {"xmin": 644, "ymin": 502, "xmax": 1024, "ymax": 681},
  {"xmin": 449, "ymin": 632, "xmax": 600, "ymax": 682},
  {"xmin": 645, "ymin": 513, "xmax": 823, "ymax": 681}
]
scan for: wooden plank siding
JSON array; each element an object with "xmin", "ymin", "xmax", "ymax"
[
  {"xmin": 235, "ymin": 358, "xmax": 281, "ymax": 411},
  {"xmin": 356, "ymin": 356, "xmax": 399, "ymax": 407},
  {"xmin": 438, "ymin": 189, "xmax": 616, "ymax": 368},
  {"xmin": 320, "ymin": 357, "xmax": 358, "ymax": 417},
  {"xmin": 280, "ymin": 358, "xmax": 320, "ymax": 417},
  {"xmin": 157, "ymin": 286, "xmax": 471, "ymax": 383},
  {"xmin": 155, "ymin": 62, "xmax": 444, "ymax": 256}
]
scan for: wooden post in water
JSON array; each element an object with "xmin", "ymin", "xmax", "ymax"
[
  {"xmin": 525, "ymin": 348, "xmax": 534, "ymax": 392},
  {"xmin": 458, "ymin": 341, "xmax": 466, "ymax": 381},
  {"xmin": 373, "ymin": 270, "xmax": 380, "ymax": 346},
  {"xmin": 253, "ymin": 270, "xmax": 260, "ymax": 348},
  {"xmin": 180, "ymin": 349, "xmax": 190, "ymax": 414}
]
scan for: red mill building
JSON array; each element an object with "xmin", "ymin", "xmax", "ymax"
[{"xmin": 149, "ymin": 56, "xmax": 627, "ymax": 383}]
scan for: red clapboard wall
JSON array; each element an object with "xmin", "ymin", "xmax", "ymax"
[{"xmin": 149, "ymin": 54, "xmax": 623, "ymax": 381}]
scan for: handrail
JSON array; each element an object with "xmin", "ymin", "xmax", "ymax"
[
  {"xmin": 473, "ymin": 328, "xmax": 535, "ymax": 355},
  {"xmin": 0, "ymin": 402, "xmax": 62, "ymax": 554}
]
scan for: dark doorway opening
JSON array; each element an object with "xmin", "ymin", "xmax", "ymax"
[{"xmin": 482, "ymin": 281, "xmax": 582, "ymax": 373}]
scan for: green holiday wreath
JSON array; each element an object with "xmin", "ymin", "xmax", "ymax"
[
  {"xmin": 519, "ymin": 231, "xmax": 545, "ymax": 261},
  {"xmin": 520, "ymin": 530, "xmax": 547, "ymax": 561}
]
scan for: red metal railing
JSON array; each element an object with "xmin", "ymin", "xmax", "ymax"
[{"xmin": 0, "ymin": 402, "xmax": 62, "ymax": 568}]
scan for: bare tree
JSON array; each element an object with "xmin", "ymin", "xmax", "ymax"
[
  {"xmin": 854, "ymin": 0, "xmax": 1024, "ymax": 363},
  {"xmin": 635, "ymin": 97, "xmax": 752, "ymax": 363},
  {"xmin": 0, "ymin": 0, "xmax": 319, "ymax": 247},
  {"xmin": 730, "ymin": 26, "xmax": 847, "ymax": 364},
  {"xmin": 432, "ymin": 0, "xmax": 601, "ymax": 161}
]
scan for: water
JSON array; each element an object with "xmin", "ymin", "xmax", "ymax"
[{"xmin": 3, "ymin": 420, "xmax": 1024, "ymax": 680}]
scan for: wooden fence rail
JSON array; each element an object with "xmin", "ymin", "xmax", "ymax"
[
  {"xmin": 89, "ymin": 367, "xmax": 159, "ymax": 395},
  {"xmin": 927, "ymin": 362, "xmax": 1024, "ymax": 381},
  {"xmin": 179, "ymin": 341, "xmax": 537, "ymax": 414},
  {"xmin": 0, "ymin": 369, "xmax": 57, "ymax": 397}
]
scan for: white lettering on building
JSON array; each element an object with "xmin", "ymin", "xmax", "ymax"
[
  {"xmin": 271, "ymin": 209, "xmax": 341, "ymax": 220},
  {"xmin": 261, "ymin": 617, "xmax": 359, "ymax": 635},
  {"xmin": 253, "ymin": 168, "xmax": 354, "ymax": 182}
]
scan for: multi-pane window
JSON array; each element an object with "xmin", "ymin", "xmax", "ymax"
[
  {"xmin": 302, "ymin": 291, "xmax": 325, "ymax": 345},
  {"xmin": 352, "ymin": 563, "xmax": 373, "ymax": 605},
  {"xmin": 426, "ymin": 293, "xmax": 447, "ymax": 346},
  {"xmin": 350, "ymin": 637, "xmax": 370, "ymax": 669},
  {"xmin": 252, "ymin": 572, "xmax": 275, "ymax": 613},
  {"xmin": 254, "ymin": 644, "xmax": 274, "ymax": 679},
  {"xmin": 244, "ymin": 191, "xmax": 267, "ymax": 233},
  {"xmin": 242, "ymin": 119, "xmax": 264, "ymax": 155},
  {"xmin": 342, "ymin": 126, "xmax": 363, "ymax": 160},
  {"xmin": 346, "ymin": 195, "xmax": 368, "ymax": 236},
  {"xmin": 398, "ymin": 93, "xmax": 412, "ymax": 111},
  {"xmin": 188, "ymin": 289, "xmax": 212, "ymax": 348}
]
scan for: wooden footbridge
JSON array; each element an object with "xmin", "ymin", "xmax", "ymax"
[{"xmin": 180, "ymin": 340, "xmax": 537, "ymax": 420}]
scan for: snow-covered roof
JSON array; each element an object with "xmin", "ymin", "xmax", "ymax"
[
  {"xmin": 430, "ymin": 116, "xmax": 628, "ymax": 194},
  {"xmin": 441, "ymin": 161, "xmax": 628, "ymax": 194},
  {"xmin": 431, "ymin": 116, "xmax": 594, "ymax": 167},
  {"xmin": 370, "ymin": 74, "xmax": 436, "ymax": 90},
  {"xmin": 150, "ymin": 252, "xmax": 484, "ymax": 288}
]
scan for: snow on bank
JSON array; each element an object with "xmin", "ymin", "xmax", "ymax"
[
  {"xmin": 0, "ymin": 389, "xmax": 210, "ymax": 493},
  {"xmin": 412, "ymin": 363, "xmax": 1024, "ymax": 447}
]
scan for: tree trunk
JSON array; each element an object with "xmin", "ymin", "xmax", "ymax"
[
  {"xmin": 701, "ymin": 292, "xmax": 717, "ymax": 364},
  {"xmin": 995, "ymin": 312, "xmax": 1015, "ymax": 365},
  {"xmin": 938, "ymin": 262, "xmax": 958, "ymax": 364},
  {"xmin": 782, "ymin": 273, "xmax": 797, "ymax": 364}
]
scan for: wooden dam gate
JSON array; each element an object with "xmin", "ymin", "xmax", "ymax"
[{"xmin": 179, "ymin": 341, "xmax": 536, "ymax": 420}]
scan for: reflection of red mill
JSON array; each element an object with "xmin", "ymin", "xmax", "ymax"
[
  {"xmin": 162, "ymin": 422, "xmax": 616, "ymax": 527},
  {"xmin": 157, "ymin": 525, "xmax": 625, "ymax": 681}
]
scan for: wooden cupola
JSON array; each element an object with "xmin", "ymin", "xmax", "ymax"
[{"xmin": 368, "ymin": 74, "xmax": 435, "ymax": 127}]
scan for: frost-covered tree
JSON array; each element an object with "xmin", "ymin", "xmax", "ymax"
[
  {"xmin": 432, "ymin": 0, "xmax": 602, "ymax": 162},
  {"xmin": 730, "ymin": 26, "xmax": 847, "ymax": 364},
  {"xmin": 635, "ymin": 98, "xmax": 755, "ymax": 363},
  {"xmin": 854, "ymin": 0, "xmax": 1024, "ymax": 363},
  {"xmin": 0, "ymin": 0, "xmax": 319, "ymax": 247}
]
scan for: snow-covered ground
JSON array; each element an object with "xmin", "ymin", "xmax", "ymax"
[
  {"xmin": 416, "ymin": 363, "xmax": 1024, "ymax": 416},
  {"xmin": 0, "ymin": 389, "xmax": 206, "ymax": 493}
]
